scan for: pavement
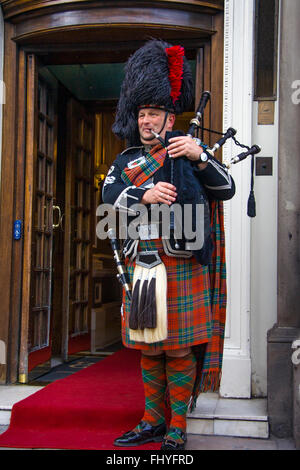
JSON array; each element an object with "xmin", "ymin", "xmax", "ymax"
[{"xmin": 0, "ymin": 424, "xmax": 296, "ymax": 451}]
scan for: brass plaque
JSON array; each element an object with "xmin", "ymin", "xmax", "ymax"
[{"xmin": 258, "ymin": 101, "xmax": 275, "ymax": 125}]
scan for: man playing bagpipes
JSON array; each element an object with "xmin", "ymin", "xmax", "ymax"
[{"xmin": 102, "ymin": 40, "xmax": 235, "ymax": 451}]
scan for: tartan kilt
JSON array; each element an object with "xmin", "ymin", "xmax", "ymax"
[{"xmin": 121, "ymin": 239, "xmax": 212, "ymax": 351}]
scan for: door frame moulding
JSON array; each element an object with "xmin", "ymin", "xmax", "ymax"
[
  {"xmin": 0, "ymin": 1, "xmax": 224, "ymax": 22},
  {"xmin": 220, "ymin": 0, "xmax": 254, "ymax": 398},
  {"xmin": 18, "ymin": 53, "xmax": 38, "ymax": 384},
  {"xmin": 0, "ymin": 21, "xmax": 20, "ymax": 384}
]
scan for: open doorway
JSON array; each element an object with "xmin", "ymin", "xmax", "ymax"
[
  {"xmin": 27, "ymin": 56, "xmax": 200, "ymax": 383},
  {"xmin": 27, "ymin": 63, "xmax": 126, "ymax": 383},
  {"xmin": 16, "ymin": 37, "xmax": 219, "ymax": 384},
  {"xmin": 0, "ymin": 2, "xmax": 225, "ymax": 385}
]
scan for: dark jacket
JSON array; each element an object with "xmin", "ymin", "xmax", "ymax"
[{"xmin": 102, "ymin": 132, "xmax": 235, "ymax": 264}]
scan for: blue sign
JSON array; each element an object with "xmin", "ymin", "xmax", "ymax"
[{"xmin": 13, "ymin": 220, "xmax": 22, "ymax": 240}]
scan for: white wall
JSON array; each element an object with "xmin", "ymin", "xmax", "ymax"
[
  {"xmin": 250, "ymin": 0, "xmax": 281, "ymax": 396},
  {"xmin": 221, "ymin": 0, "xmax": 279, "ymax": 398},
  {"xmin": 0, "ymin": 7, "xmax": 4, "ymax": 187},
  {"xmin": 220, "ymin": 0, "xmax": 254, "ymax": 398},
  {"xmin": 250, "ymin": 103, "xmax": 279, "ymax": 397}
]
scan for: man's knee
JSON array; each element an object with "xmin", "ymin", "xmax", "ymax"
[
  {"xmin": 142, "ymin": 347, "xmax": 192, "ymax": 358},
  {"xmin": 142, "ymin": 349, "xmax": 163, "ymax": 357},
  {"xmin": 166, "ymin": 347, "xmax": 191, "ymax": 358}
]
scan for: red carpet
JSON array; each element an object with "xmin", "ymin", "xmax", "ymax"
[{"xmin": 0, "ymin": 348, "xmax": 163, "ymax": 450}]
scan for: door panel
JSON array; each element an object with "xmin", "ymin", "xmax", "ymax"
[
  {"xmin": 29, "ymin": 77, "xmax": 56, "ymax": 355},
  {"xmin": 19, "ymin": 55, "xmax": 58, "ymax": 382},
  {"xmin": 63, "ymin": 98, "xmax": 94, "ymax": 358}
]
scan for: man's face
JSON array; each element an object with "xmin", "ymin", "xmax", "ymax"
[{"xmin": 138, "ymin": 107, "xmax": 175, "ymax": 145}]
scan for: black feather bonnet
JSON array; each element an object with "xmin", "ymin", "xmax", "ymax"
[{"xmin": 112, "ymin": 39, "xmax": 194, "ymax": 146}]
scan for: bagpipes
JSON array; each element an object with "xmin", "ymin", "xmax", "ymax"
[
  {"xmin": 186, "ymin": 91, "xmax": 261, "ymax": 218},
  {"xmin": 152, "ymin": 90, "xmax": 261, "ymax": 218},
  {"xmin": 109, "ymin": 91, "xmax": 261, "ymax": 300}
]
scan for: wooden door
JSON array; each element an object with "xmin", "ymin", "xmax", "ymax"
[
  {"xmin": 30, "ymin": 77, "xmax": 56, "ymax": 360},
  {"xmin": 61, "ymin": 98, "xmax": 94, "ymax": 359},
  {"xmin": 19, "ymin": 56, "xmax": 58, "ymax": 382}
]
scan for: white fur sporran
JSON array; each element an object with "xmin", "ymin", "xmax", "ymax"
[{"xmin": 129, "ymin": 259, "xmax": 167, "ymax": 344}]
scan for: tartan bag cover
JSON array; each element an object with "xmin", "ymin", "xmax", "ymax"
[{"xmin": 120, "ymin": 145, "xmax": 227, "ymax": 401}]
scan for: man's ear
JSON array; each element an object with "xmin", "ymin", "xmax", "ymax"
[{"xmin": 168, "ymin": 113, "xmax": 176, "ymax": 127}]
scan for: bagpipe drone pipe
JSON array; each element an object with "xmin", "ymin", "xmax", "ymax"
[
  {"xmin": 186, "ymin": 90, "xmax": 261, "ymax": 218},
  {"xmin": 152, "ymin": 90, "xmax": 261, "ymax": 219},
  {"xmin": 150, "ymin": 90, "xmax": 261, "ymax": 265}
]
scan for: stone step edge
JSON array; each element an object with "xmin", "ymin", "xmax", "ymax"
[
  {"xmin": 0, "ymin": 409, "xmax": 269, "ymax": 426},
  {"xmin": 0, "ymin": 411, "xmax": 270, "ymax": 439},
  {"xmin": 187, "ymin": 413, "xmax": 268, "ymax": 422}
]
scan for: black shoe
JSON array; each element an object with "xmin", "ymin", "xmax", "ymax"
[
  {"xmin": 161, "ymin": 428, "xmax": 187, "ymax": 451},
  {"xmin": 114, "ymin": 421, "xmax": 166, "ymax": 447}
]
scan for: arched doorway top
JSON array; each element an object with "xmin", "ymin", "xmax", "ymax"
[
  {"xmin": 1, "ymin": 1, "xmax": 224, "ymax": 64},
  {"xmin": 1, "ymin": 1, "xmax": 224, "ymax": 22},
  {"xmin": 1, "ymin": 1, "xmax": 224, "ymax": 46}
]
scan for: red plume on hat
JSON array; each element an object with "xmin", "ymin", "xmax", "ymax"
[{"xmin": 165, "ymin": 45, "xmax": 184, "ymax": 105}]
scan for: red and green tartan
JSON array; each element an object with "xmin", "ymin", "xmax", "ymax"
[
  {"xmin": 121, "ymin": 144, "xmax": 167, "ymax": 187},
  {"xmin": 165, "ymin": 352, "xmax": 196, "ymax": 436},
  {"xmin": 120, "ymin": 145, "xmax": 227, "ymax": 403},
  {"xmin": 137, "ymin": 354, "xmax": 166, "ymax": 426},
  {"xmin": 190, "ymin": 199, "xmax": 227, "ymax": 406},
  {"xmin": 122, "ymin": 241, "xmax": 212, "ymax": 350}
]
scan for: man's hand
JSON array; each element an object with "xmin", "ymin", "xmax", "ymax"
[
  {"xmin": 141, "ymin": 182, "xmax": 177, "ymax": 205},
  {"xmin": 167, "ymin": 136, "xmax": 208, "ymax": 169}
]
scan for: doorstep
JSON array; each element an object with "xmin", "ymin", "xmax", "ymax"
[
  {"xmin": 187, "ymin": 392, "xmax": 269, "ymax": 439},
  {"xmin": 0, "ymin": 386, "xmax": 269, "ymax": 440}
]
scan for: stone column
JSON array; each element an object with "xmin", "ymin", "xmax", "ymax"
[
  {"xmin": 267, "ymin": 0, "xmax": 300, "ymax": 438},
  {"xmin": 292, "ymin": 339, "xmax": 300, "ymax": 448}
]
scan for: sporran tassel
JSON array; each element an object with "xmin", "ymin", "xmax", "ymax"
[
  {"xmin": 143, "ymin": 263, "xmax": 168, "ymax": 344},
  {"xmin": 144, "ymin": 272, "xmax": 157, "ymax": 329},
  {"xmin": 138, "ymin": 274, "xmax": 149, "ymax": 329},
  {"xmin": 129, "ymin": 277, "xmax": 141, "ymax": 330}
]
